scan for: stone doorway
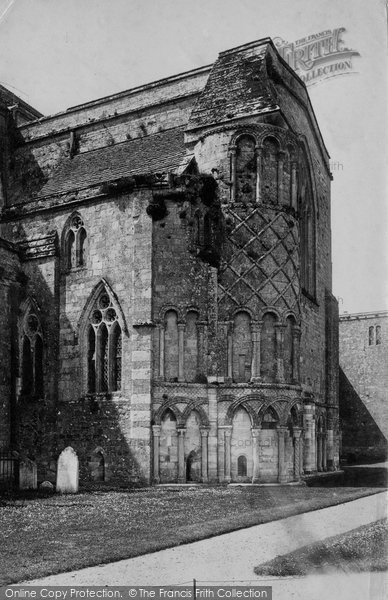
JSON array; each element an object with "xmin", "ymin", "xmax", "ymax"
[{"xmin": 186, "ymin": 450, "xmax": 201, "ymax": 482}]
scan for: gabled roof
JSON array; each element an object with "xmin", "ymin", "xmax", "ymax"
[
  {"xmin": 38, "ymin": 127, "xmax": 188, "ymax": 198},
  {"xmin": 187, "ymin": 39, "xmax": 278, "ymax": 131}
]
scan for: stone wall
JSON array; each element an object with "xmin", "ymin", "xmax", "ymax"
[
  {"xmin": 339, "ymin": 312, "xmax": 388, "ymax": 462},
  {"xmin": 0, "ymin": 239, "xmax": 21, "ymax": 448}
]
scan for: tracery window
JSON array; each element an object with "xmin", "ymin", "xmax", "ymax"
[
  {"xmin": 21, "ymin": 310, "xmax": 44, "ymax": 397},
  {"xmin": 87, "ymin": 291, "xmax": 122, "ymax": 393},
  {"xmin": 65, "ymin": 213, "xmax": 87, "ymax": 270}
]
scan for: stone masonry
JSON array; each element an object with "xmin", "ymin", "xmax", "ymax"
[
  {"xmin": 0, "ymin": 38, "xmax": 340, "ymax": 487},
  {"xmin": 339, "ymin": 311, "xmax": 388, "ymax": 463}
]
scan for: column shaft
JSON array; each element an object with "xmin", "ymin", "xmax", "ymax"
[
  {"xmin": 224, "ymin": 428, "xmax": 232, "ymax": 482},
  {"xmin": 159, "ymin": 325, "xmax": 164, "ymax": 379},
  {"xmin": 230, "ymin": 150, "xmax": 237, "ymax": 203},
  {"xmin": 292, "ymin": 327, "xmax": 301, "ymax": 383},
  {"xmin": 250, "ymin": 321, "xmax": 262, "ymax": 381},
  {"xmin": 177, "ymin": 428, "xmax": 186, "ymax": 483},
  {"xmin": 252, "ymin": 429, "xmax": 260, "ymax": 483},
  {"xmin": 152, "ymin": 426, "xmax": 161, "ymax": 484},
  {"xmin": 277, "ymin": 152, "xmax": 285, "ymax": 205},
  {"xmin": 227, "ymin": 325, "xmax": 233, "ymax": 380},
  {"xmin": 178, "ymin": 323, "xmax": 185, "ymax": 382},
  {"xmin": 291, "ymin": 162, "xmax": 297, "ymax": 209},
  {"xmin": 278, "ymin": 427, "xmax": 287, "ymax": 483},
  {"xmin": 275, "ymin": 324, "xmax": 285, "ymax": 382},
  {"xmin": 322, "ymin": 433, "xmax": 327, "ymax": 471},
  {"xmin": 201, "ymin": 430, "xmax": 209, "ymax": 483},
  {"xmin": 255, "ymin": 147, "xmax": 262, "ymax": 203},
  {"xmin": 293, "ymin": 427, "xmax": 302, "ymax": 481}
]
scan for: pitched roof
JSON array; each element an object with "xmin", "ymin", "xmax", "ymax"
[
  {"xmin": 187, "ymin": 41, "xmax": 278, "ymax": 130},
  {"xmin": 38, "ymin": 127, "xmax": 188, "ymax": 197}
]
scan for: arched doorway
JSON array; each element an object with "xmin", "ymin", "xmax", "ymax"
[
  {"xmin": 159, "ymin": 409, "xmax": 178, "ymax": 483},
  {"xmin": 231, "ymin": 407, "xmax": 252, "ymax": 482},
  {"xmin": 259, "ymin": 407, "xmax": 279, "ymax": 483},
  {"xmin": 184, "ymin": 411, "xmax": 202, "ymax": 482},
  {"xmin": 237, "ymin": 455, "xmax": 247, "ymax": 477},
  {"xmin": 286, "ymin": 406, "xmax": 302, "ymax": 481},
  {"xmin": 186, "ymin": 450, "xmax": 201, "ymax": 482}
]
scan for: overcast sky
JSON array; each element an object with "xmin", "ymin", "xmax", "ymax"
[{"xmin": 0, "ymin": 0, "xmax": 386, "ymax": 314}]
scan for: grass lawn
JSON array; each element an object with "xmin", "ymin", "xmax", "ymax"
[
  {"xmin": 0, "ymin": 484, "xmax": 384, "ymax": 585},
  {"xmin": 254, "ymin": 518, "xmax": 388, "ymax": 576}
]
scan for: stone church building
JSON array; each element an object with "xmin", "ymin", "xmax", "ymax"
[{"xmin": 0, "ymin": 38, "xmax": 339, "ymax": 487}]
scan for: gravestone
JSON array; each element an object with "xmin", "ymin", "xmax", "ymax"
[
  {"xmin": 40, "ymin": 481, "xmax": 54, "ymax": 491},
  {"xmin": 56, "ymin": 447, "xmax": 79, "ymax": 493},
  {"xmin": 19, "ymin": 458, "xmax": 37, "ymax": 489}
]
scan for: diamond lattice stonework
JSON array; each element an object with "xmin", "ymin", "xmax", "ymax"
[{"xmin": 218, "ymin": 207, "xmax": 300, "ymax": 318}]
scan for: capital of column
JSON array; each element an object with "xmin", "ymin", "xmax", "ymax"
[
  {"xmin": 292, "ymin": 326, "xmax": 302, "ymax": 339},
  {"xmin": 196, "ymin": 321, "xmax": 207, "ymax": 332},
  {"xmin": 277, "ymin": 426, "xmax": 287, "ymax": 437},
  {"xmin": 293, "ymin": 426, "xmax": 302, "ymax": 439},
  {"xmin": 200, "ymin": 428, "xmax": 209, "ymax": 437},
  {"xmin": 251, "ymin": 428, "xmax": 261, "ymax": 439},
  {"xmin": 224, "ymin": 426, "xmax": 233, "ymax": 438},
  {"xmin": 251, "ymin": 320, "xmax": 263, "ymax": 333},
  {"xmin": 177, "ymin": 322, "xmax": 186, "ymax": 331},
  {"xmin": 177, "ymin": 428, "xmax": 186, "ymax": 436},
  {"xmin": 152, "ymin": 425, "xmax": 161, "ymax": 437}
]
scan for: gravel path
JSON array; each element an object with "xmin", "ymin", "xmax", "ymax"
[{"xmin": 20, "ymin": 491, "xmax": 387, "ymax": 598}]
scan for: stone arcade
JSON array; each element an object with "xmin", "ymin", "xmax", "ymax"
[{"xmin": 0, "ymin": 38, "xmax": 340, "ymax": 487}]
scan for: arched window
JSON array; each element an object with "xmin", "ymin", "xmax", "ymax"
[
  {"xmin": 86, "ymin": 291, "xmax": 122, "ymax": 393},
  {"xmin": 299, "ymin": 156, "xmax": 316, "ymax": 298},
  {"xmin": 20, "ymin": 308, "xmax": 44, "ymax": 397},
  {"xmin": 64, "ymin": 213, "xmax": 87, "ymax": 270},
  {"xmin": 376, "ymin": 325, "xmax": 382, "ymax": 345},
  {"xmin": 284, "ymin": 316, "xmax": 296, "ymax": 383},
  {"xmin": 164, "ymin": 310, "xmax": 179, "ymax": 381},
  {"xmin": 78, "ymin": 227, "xmax": 87, "ymax": 267},
  {"xmin": 21, "ymin": 336, "xmax": 33, "ymax": 395},
  {"xmin": 111, "ymin": 322, "xmax": 122, "ymax": 391},
  {"xmin": 237, "ymin": 455, "xmax": 247, "ymax": 477},
  {"xmin": 235, "ymin": 135, "xmax": 257, "ymax": 204},
  {"xmin": 34, "ymin": 336, "xmax": 44, "ymax": 397},
  {"xmin": 184, "ymin": 311, "xmax": 199, "ymax": 382},
  {"xmin": 262, "ymin": 137, "xmax": 280, "ymax": 205},
  {"xmin": 232, "ymin": 311, "xmax": 252, "ymax": 383},
  {"xmin": 262, "ymin": 407, "xmax": 279, "ymax": 429},
  {"xmin": 260, "ymin": 313, "xmax": 276, "ymax": 382}
]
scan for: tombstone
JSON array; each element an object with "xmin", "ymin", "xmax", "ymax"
[
  {"xmin": 40, "ymin": 480, "xmax": 54, "ymax": 491},
  {"xmin": 56, "ymin": 447, "xmax": 79, "ymax": 493},
  {"xmin": 19, "ymin": 458, "xmax": 37, "ymax": 490}
]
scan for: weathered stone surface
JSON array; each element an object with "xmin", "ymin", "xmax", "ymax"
[
  {"xmin": 0, "ymin": 37, "xmax": 339, "ymax": 487},
  {"xmin": 19, "ymin": 458, "xmax": 37, "ymax": 490},
  {"xmin": 339, "ymin": 311, "xmax": 388, "ymax": 462},
  {"xmin": 56, "ymin": 447, "xmax": 79, "ymax": 494}
]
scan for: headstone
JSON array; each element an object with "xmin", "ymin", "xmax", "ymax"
[
  {"xmin": 19, "ymin": 458, "xmax": 37, "ymax": 490},
  {"xmin": 56, "ymin": 447, "xmax": 79, "ymax": 493},
  {"xmin": 40, "ymin": 480, "xmax": 54, "ymax": 491}
]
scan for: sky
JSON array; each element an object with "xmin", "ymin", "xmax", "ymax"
[{"xmin": 0, "ymin": 0, "xmax": 387, "ymax": 314}]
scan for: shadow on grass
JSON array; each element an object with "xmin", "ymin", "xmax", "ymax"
[
  {"xmin": 254, "ymin": 519, "xmax": 388, "ymax": 577},
  {"xmin": 306, "ymin": 467, "xmax": 387, "ymax": 488}
]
